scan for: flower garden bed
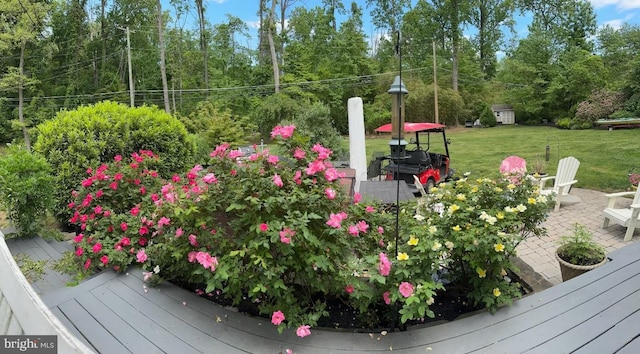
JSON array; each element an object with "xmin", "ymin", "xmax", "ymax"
[{"xmin": 65, "ymin": 125, "xmax": 552, "ymax": 338}]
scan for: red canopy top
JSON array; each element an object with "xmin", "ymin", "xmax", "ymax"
[{"xmin": 374, "ymin": 122, "xmax": 447, "ymax": 133}]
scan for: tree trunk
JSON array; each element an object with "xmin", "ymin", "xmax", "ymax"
[
  {"xmin": 268, "ymin": 0, "xmax": 280, "ymax": 93},
  {"xmin": 18, "ymin": 42, "xmax": 30, "ymax": 151},
  {"xmin": 157, "ymin": 0, "xmax": 170, "ymax": 113},
  {"xmin": 101, "ymin": 0, "xmax": 107, "ymax": 84},
  {"xmin": 196, "ymin": 0, "xmax": 209, "ymax": 93},
  {"xmin": 451, "ymin": 0, "xmax": 459, "ymax": 92}
]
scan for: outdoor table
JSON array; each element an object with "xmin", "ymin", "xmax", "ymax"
[{"xmin": 358, "ymin": 180, "xmax": 415, "ymax": 204}]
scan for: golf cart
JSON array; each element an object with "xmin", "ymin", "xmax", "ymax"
[{"xmin": 374, "ymin": 122, "xmax": 453, "ymax": 191}]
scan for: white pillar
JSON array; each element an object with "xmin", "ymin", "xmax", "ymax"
[{"xmin": 348, "ymin": 97, "xmax": 367, "ymax": 192}]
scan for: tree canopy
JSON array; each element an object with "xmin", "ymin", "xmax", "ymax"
[{"xmin": 1, "ymin": 0, "xmax": 638, "ymax": 144}]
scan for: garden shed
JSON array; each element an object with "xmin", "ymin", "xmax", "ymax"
[{"xmin": 491, "ymin": 104, "xmax": 515, "ymax": 125}]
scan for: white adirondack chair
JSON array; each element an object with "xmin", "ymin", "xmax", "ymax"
[
  {"xmin": 602, "ymin": 187, "xmax": 640, "ymax": 242},
  {"xmin": 413, "ymin": 175, "xmax": 428, "ymax": 197},
  {"xmin": 539, "ymin": 156, "xmax": 581, "ymax": 212}
]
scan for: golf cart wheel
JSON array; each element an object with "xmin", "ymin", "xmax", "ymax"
[{"xmin": 426, "ymin": 179, "xmax": 436, "ymax": 192}]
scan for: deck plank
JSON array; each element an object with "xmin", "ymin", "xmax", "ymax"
[
  {"xmin": 572, "ymin": 305, "xmax": 640, "ymax": 353},
  {"xmin": 48, "ymin": 307, "xmax": 95, "ymax": 351},
  {"xmin": 73, "ymin": 290, "xmax": 162, "ymax": 354},
  {"xmin": 57, "ymin": 299, "xmax": 131, "ymax": 354},
  {"xmin": 91, "ymin": 280, "xmax": 201, "ymax": 354}
]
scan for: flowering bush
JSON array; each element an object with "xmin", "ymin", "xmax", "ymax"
[
  {"xmin": 67, "ymin": 128, "xmax": 552, "ymax": 337},
  {"xmin": 69, "ymin": 151, "xmax": 165, "ymax": 272},
  {"xmin": 408, "ymin": 173, "xmax": 552, "ymax": 311}
]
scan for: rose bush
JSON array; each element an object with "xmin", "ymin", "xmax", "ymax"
[
  {"xmin": 67, "ymin": 127, "xmax": 552, "ymax": 336},
  {"xmin": 406, "ymin": 173, "xmax": 552, "ymax": 311}
]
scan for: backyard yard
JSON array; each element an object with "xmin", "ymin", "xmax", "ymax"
[{"xmin": 364, "ymin": 125, "xmax": 639, "ymax": 192}]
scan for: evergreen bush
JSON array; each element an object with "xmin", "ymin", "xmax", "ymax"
[{"xmin": 479, "ymin": 106, "xmax": 497, "ymax": 127}]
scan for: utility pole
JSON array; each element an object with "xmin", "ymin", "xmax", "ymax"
[
  {"xmin": 432, "ymin": 42, "xmax": 439, "ymax": 125},
  {"xmin": 123, "ymin": 26, "xmax": 135, "ymax": 107}
]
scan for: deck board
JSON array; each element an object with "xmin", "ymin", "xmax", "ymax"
[
  {"xmin": 58, "ymin": 299, "xmax": 132, "ymax": 354},
  {"xmin": 9, "ymin": 236, "xmax": 640, "ymax": 353},
  {"xmin": 73, "ymin": 289, "xmax": 162, "ymax": 354}
]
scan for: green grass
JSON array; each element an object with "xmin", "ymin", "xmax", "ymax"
[{"xmin": 362, "ymin": 125, "xmax": 639, "ymax": 192}]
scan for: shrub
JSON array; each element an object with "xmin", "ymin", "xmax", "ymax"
[
  {"xmin": 69, "ymin": 150, "xmax": 165, "ymax": 272},
  {"xmin": 34, "ymin": 101, "xmax": 195, "ymax": 225},
  {"xmin": 556, "ymin": 117, "xmax": 571, "ymax": 129},
  {"xmin": 284, "ymin": 102, "xmax": 348, "ymax": 158},
  {"xmin": 0, "ymin": 145, "xmax": 55, "ymax": 237},
  {"xmin": 179, "ymin": 101, "xmax": 257, "ymax": 157},
  {"xmin": 408, "ymin": 173, "xmax": 552, "ymax": 310},
  {"xmin": 479, "ymin": 106, "xmax": 497, "ymax": 127},
  {"xmin": 609, "ymin": 110, "xmax": 635, "ymax": 119},
  {"xmin": 574, "ymin": 89, "xmax": 625, "ymax": 124}
]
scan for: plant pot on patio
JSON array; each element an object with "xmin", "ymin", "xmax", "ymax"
[{"xmin": 555, "ymin": 224, "xmax": 607, "ymax": 282}]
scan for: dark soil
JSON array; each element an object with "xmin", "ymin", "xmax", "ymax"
[{"xmin": 171, "ymin": 280, "xmax": 498, "ymax": 332}]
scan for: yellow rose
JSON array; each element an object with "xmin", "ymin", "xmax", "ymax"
[
  {"xmin": 397, "ymin": 252, "xmax": 409, "ymax": 261},
  {"xmin": 476, "ymin": 267, "xmax": 486, "ymax": 278},
  {"xmin": 452, "ymin": 225, "xmax": 461, "ymax": 232},
  {"xmin": 494, "ymin": 243, "xmax": 505, "ymax": 252},
  {"xmin": 493, "ymin": 288, "xmax": 501, "ymax": 297},
  {"xmin": 408, "ymin": 236, "xmax": 419, "ymax": 246},
  {"xmin": 528, "ymin": 197, "xmax": 537, "ymax": 204}
]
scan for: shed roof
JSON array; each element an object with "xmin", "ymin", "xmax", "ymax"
[{"xmin": 491, "ymin": 104, "xmax": 514, "ymax": 111}]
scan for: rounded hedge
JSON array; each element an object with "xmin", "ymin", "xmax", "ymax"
[{"xmin": 34, "ymin": 101, "xmax": 195, "ymax": 225}]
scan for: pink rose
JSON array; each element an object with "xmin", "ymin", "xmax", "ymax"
[
  {"xmin": 273, "ymin": 174, "xmax": 284, "ymax": 188},
  {"xmin": 92, "ymin": 243, "xmax": 102, "ymax": 253},
  {"xmin": 345, "ymin": 285, "xmax": 354, "ymax": 294},
  {"xmin": 259, "ymin": 223, "xmax": 268, "ymax": 232},
  {"xmin": 383, "ymin": 291, "xmax": 391, "ymax": 305},
  {"xmin": 271, "ymin": 310, "xmax": 285, "ymax": 325},
  {"xmin": 136, "ymin": 249, "xmax": 148, "ymax": 263},
  {"xmin": 293, "ymin": 148, "xmax": 306, "ymax": 160},
  {"xmin": 378, "ymin": 252, "xmax": 391, "ymax": 276},
  {"xmin": 399, "ymin": 282, "xmax": 414, "ymax": 298},
  {"xmin": 325, "ymin": 188, "xmax": 336, "ymax": 200},
  {"xmin": 296, "ymin": 325, "xmax": 311, "ymax": 338},
  {"xmin": 100, "ymin": 255, "xmax": 109, "ymax": 266},
  {"xmin": 348, "ymin": 225, "xmax": 359, "ymax": 236}
]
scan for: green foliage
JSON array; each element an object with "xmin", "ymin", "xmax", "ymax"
[
  {"xmin": 0, "ymin": 144, "xmax": 54, "ymax": 237},
  {"xmin": 557, "ymin": 224, "xmax": 606, "ymax": 266},
  {"xmin": 479, "ymin": 106, "xmax": 497, "ymax": 127},
  {"xmin": 285, "ymin": 102, "xmax": 348, "ymax": 158},
  {"xmin": 412, "ymin": 174, "xmax": 552, "ymax": 310},
  {"xmin": 33, "ymin": 101, "xmax": 195, "ymax": 225},
  {"xmin": 13, "ymin": 254, "xmax": 48, "ymax": 283},
  {"xmin": 609, "ymin": 110, "xmax": 635, "ymax": 119},
  {"xmin": 405, "ymin": 80, "xmax": 466, "ymax": 126},
  {"xmin": 556, "ymin": 117, "xmax": 571, "ymax": 129},
  {"xmin": 179, "ymin": 101, "xmax": 257, "ymax": 160}
]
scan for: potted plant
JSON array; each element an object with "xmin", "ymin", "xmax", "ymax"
[
  {"xmin": 555, "ymin": 223, "xmax": 607, "ymax": 282},
  {"xmin": 530, "ymin": 154, "xmax": 548, "ymax": 177}
]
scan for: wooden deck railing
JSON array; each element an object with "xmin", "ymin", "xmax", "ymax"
[{"xmin": 0, "ymin": 231, "xmax": 94, "ymax": 353}]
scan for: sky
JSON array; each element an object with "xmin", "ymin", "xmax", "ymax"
[{"xmin": 194, "ymin": 0, "xmax": 640, "ymax": 38}]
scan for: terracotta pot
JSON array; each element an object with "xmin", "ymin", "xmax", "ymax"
[{"xmin": 555, "ymin": 247, "xmax": 608, "ymax": 282}]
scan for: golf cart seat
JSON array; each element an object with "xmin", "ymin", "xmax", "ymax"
[{"xmin": 407, "ymin": 149, "xmax": 431, "ymax": 167}]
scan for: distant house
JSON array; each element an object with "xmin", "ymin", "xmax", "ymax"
[{"xmin": 491, "ymin": 104, "xmax": 515, "ymax": 125}]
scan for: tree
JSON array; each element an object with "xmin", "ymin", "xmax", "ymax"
[
  {"xmin": 366, "ymin": 0, "xmax": 410, "ymax": 35},
  {"xmin": 469, "ymin": 0, "xmax": 514, "ymax": 78},
  {"xmin": 195, "ymin": 0, "xmax": 209, "ymax": 92},
  {"xmin": 157, "ymin": 0, "xmax": 170, "ymax": 112},
  {"xmin": 0, "ymin": 0, "xmax": 50, "ymax": 150}
]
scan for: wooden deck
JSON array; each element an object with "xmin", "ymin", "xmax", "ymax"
[{"xmin": 6, "ymin": 235, "xmax": 640, "ymax": 353}]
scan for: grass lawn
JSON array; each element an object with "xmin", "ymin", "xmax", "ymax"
[{"xmin": 362, "ymin": 125, "xmax": 639, "ymax": 193}]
